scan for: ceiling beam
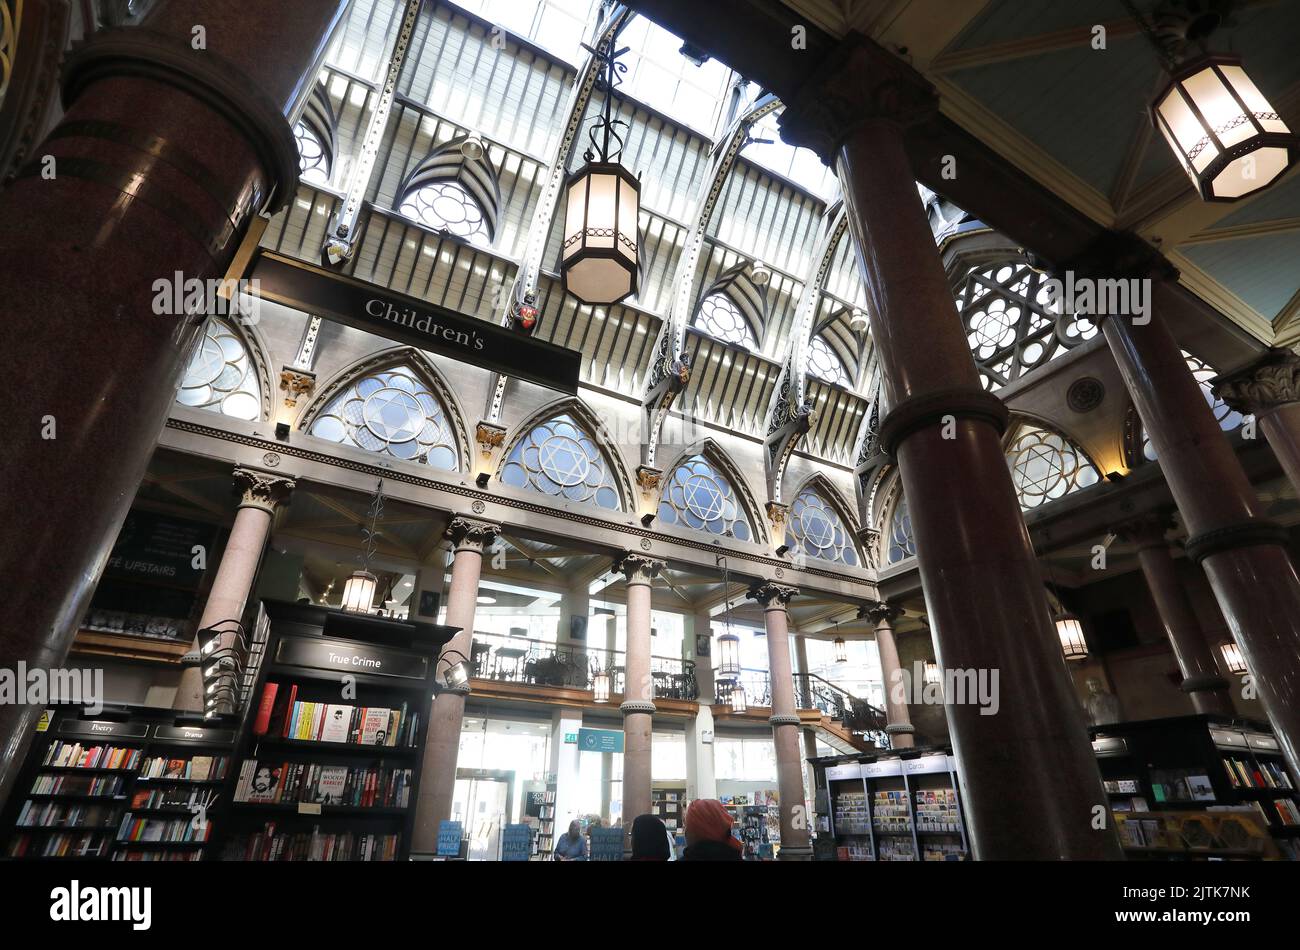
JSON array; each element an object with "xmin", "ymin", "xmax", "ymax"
[{"xmin": 929, "ymin": 18, "xmax": 1143, "ymax": 73}]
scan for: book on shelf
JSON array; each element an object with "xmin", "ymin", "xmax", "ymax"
[
  {"xmin": 257, "ymin": 684, "xmax": 419, "ymax": 748},
  {"xmin": 42, "ymin": 741, "xmax": 141, "ymax": 771},
  {"xmin": 129, "ymin": 787, "xmax": 212, "ymax": 811},
  {"xmin": 1273, "ymin": 797, "xmax": 1300, "ymax": 827},
  {"xmin": 7, "ymin": 831, "xmax": 110, "ymax": 859},
  {"xmin": 29, "ymin": 773, "xmax": 125, "ymax": 797},
  {"xmin": 222, "ymin": 822, "xmax": 400, "ymax": 861},
  {"xmin": 16, "ymin": 801, "xmax": 120, "ymax": 829},
  {"xmin": 113, "ymin": 849, "xmax": 204, "ymax": 862},
  {"xmin": 117, "ymin": 814, "xmax": 210, "ymax": 843},
  {"xmin": 233, "ymin": 758, "xmax": 413, "ymax": 809},
  {"xmin": 1223, "ymin": 755, "xmax": 1295, "ymax": 791},
  {"xmin": 138, "ymin": 755, "xmax": 228, "ymax": 781}
]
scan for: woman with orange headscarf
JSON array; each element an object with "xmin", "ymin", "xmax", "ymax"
[{"xmin": 682, "ymin": 799, "xmax": 743, "ymax": 861}]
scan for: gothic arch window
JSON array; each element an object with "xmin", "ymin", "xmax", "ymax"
[
  {"xmin": 786, "ymin": 488, "xmax": 858, "ymax": 566},
  {"xmin": 294, "ymin": 82, "xmax": 337, "ymax": 188},
  {"xmin": 1004, "ymin": 421, "xmax": 1100, "ymax": 509},
  {"xmin": 692, "ymin": 263, "xmax": 767, "ymax": 350},
  {"xmin": 176, "ymin": 316, "xmax": 263, "ymax": 421},
  {"xmin": 658, "ymin": 454, "xmax": 754, "ymax": 541},
  {"xmin": 501, "ymin": 412, "xmax": 622, "ymax": 511},
  {"xmin": 807, "ymin": 334, "xmax": 851, "ymax": 388},
  {"xmin": 886, "ymin": 494, "xmax": 915, "ymax": 564},
  {"xmin": 308, "ymin": 365, "xmax": 459, "ymax": 471},
  {"xmin": 694, "ymin": 291, "xmax": 759, "ymax": 349},
  {"xmin": 397, "ymin": 136, "xmax": 501, "ymax": 247},
  {"xmin": 954, "ymin": 258, "xmax": 1097, "ymax": 391},
  {"xmin": 1138, "ymin": 350, "xmax": 1244, "ymax": 462}
]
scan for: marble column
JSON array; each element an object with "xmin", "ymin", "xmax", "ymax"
[
  {"xmin": 1117, "ymin": 514, "xmax": 1233, "ymax": 716},
  {"xmin": 749, "ymin": 581, "xmax": 813, "ymax": 861},
  {"xmin": 617, "ymin": 552, "xmax": 663, "ymax": 852},
  {"xmin": 862, "ymin": 602, "xmax": 916, "ymax": 748},
  {"xmin": 175, "ymin": 467, "xmax": 296, "ymax": 712},
  {"xmin": 1098, "ymin": 270, "xmax": 1300, "ymax": 783},
  {"xmin": 0, "ymin": 0, "xmax": 350, "ymax": 806},
  {"xmin": 1214, "ymin": 348, "xmax": 1300, "ymax": 499},
  {"xmin": 792, "ymin": 633, "xmax": 821, "ymax": 831},
  {"xmin": 412, "ymin": 517, "xmax": 498, "ymax": 854},
  {"xmin": 780, "ymin": 35, "xmax": 1119, "ymax": 859}
]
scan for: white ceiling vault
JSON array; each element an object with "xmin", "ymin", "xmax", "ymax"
[{"xmin": 777, "ymin": 0, "xmax": 1300, "ymax": 346}]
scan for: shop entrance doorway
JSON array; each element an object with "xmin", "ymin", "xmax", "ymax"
[{"xmin": 452, "ymin": 768, "xmax": 514, "ymax": 860}]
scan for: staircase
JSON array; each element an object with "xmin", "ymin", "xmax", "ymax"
[{"xmin": 795, "ymin": 673, "xmax": 890, "ymax": 753}]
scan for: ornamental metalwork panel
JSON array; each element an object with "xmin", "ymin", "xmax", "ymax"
[
  {"xmin": 886, "ymin": 495, "xmax": 915, "ymax": 564},
  {"xmin": 398, "ymin": 179, "xmax": 492, "ymax": 246},
  {"xmin": 807, "ymin": 333, "xmax": 851, "ymax": 388},
  {"xmin": 501, "ymin": 413, "xmax": 621, "ymax": 511},
  {"xmin": 657, "ymin": 455, "xmax": 752, "ymax": 541},
  {"xmin": 309, "ymin": 366, "xmax": 459, "ymax": 470},
  {"xmin": 693, "ymin": 291, "xmax": 758, "ymax": 349},
  {"xmin": 1005, "ymin": 423, "xmax": 1100, "ymax": 509},
  {"xmin": 176, "ymin": 317, "xmax": 262, "ymax": 421},
  {"xmin": 786, "ymin": 489, "xmax": 858, "ymax": 566}
]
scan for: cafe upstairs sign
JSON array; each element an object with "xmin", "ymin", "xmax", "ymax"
[{"xmin": 247, "ymin": 251, "xmax": 581, "ymax": 394}]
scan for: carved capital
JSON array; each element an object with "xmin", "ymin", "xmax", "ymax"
[
  {"xmin": 475, "ymin": 420, "xmax": 507, "ymax": 452},
  {"xmin": 446, "ymin": 516, "xmax": 500, "ymax": 553},
  {"xmin": 615, "ymin": 552, "xmax": 665, "ymax": 585},
  {"xmin": 858, "ymin": 527, "xmax": 881, "ymax": 570},
  {"xmin": 765, "ymin": 501, "xmax": 789, "ymax": 534},
  {"xmin": 748, "ymin": 580, "xmax": 798, "ymax": 608},
  {"xmin": 233, "ymin": 466, "xmax": 295, "ymax": 513},
  {"xmin": 278, "ymin": 367, "xmax": 316, "ymax": 407},
  {"xmin": 1213, "ymin": 349, "xmax": 1300, "ymax": 416},
  {"xmin": 1115, "ymin": 512, "xmax": 1174, "ymax": 551},
  {"xmin": 635, "ymin": 465, "xmax": 663, "ymax": 493},
  {"xmin": 779, "ymin": 33, "xmax": 938, "ymax": 161},
  {"xmin": 860, "ymin": 600, "xmax": 901, "ymax": 626}
]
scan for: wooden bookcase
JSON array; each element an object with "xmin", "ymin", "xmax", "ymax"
[{"xmin": 216, "ymin": 600, "xmax": 456, "ymax": 861}]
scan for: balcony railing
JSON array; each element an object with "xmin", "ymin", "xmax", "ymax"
[
  {"xmin": 468, "ymin": 631, "xmax": 699, "ymax": 700},
  {"xmin": 794, "ymin": 673, "xmax": 890, "ymax": 749}
]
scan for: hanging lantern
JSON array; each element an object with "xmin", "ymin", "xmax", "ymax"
[
  {"xmin": 561, "ymin": 37, "xmax": 640, "ymax": 306},
  {"xmin": 716, "ymin": 631, "xmax": 741, "ymax": 679},
  {"xmin": 1152, "ymin": 54, "xmax": 1298, "ymax": 201},
  {"xmin": 1056, "ymin": 614, "xmax": 1089, "ymax": 661},
  {"xmin": 729, "ymin": 683, "xmax": 747, "ymax": 714},
  {"xmin": 923, "ymin": 661, "xmax": 941, "ymax": 686},
  {"xmin": 833, "ymin": 637, "xmax": 848, "ymax": 664},
  {"xmin": 592, "ymin": 670, "xmax": 611, "ymax": 703},
  {"xmin": 340, "ymin": 569, "xmax": 378, "ymax": 614},
  {"xmin": 1219, "ymin": 639, "xmax": 1248, "ymax": 676}
]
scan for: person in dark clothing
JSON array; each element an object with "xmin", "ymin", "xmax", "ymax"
[
  {"xmin": 630, "ymin": 813, "xmax": 670, "ymax": 861},
  {"xmin": 681, "ymin": 798, "xmax": 743, "ymax": 861},
  {"xmin": 554, "ymin": 819, "xmax": 588, "ymax": 861}
]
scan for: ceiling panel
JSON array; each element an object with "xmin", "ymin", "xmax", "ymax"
[{"xmin": 1181, "ymin": 230, "xmax": 1300, "ymax": 319}]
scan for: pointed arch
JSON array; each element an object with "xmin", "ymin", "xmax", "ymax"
[
  {"xmin": 872, "ymin": 469, "xmax": 914, "ymax": 565},
  {"xmin": 175, "ymin": 314, "xmax": 274, "ymax": 422},
  {"xmin": 785, "ymin": 471, "xmax": 862, "ymax": 567},
  {"xmin": 692, "ymin": 262, "xmax": 768, "ymax": 349},
  {"xmin": 810, "ymin": 306, "xmax": 860, "ymax": 388},
  {"xmin": 497, "ymin": 398, "xmax": 635, "ymax": 512},
  {"xmin": 1002, "ymin": 414, "xmax": 1101, "ymax": 510},
  {"xmin": 656, "ymin": 439, "xmax": 767, "ymax": 544},
  {"xmin": 299, "ymin": 347, "xmax": 471, "ymax": 471},
  {"xmin": 398, "ymin": 133, "xmax": 502, "ymax": 246},
  {"xmin": 294, "ymin": 81, "xmax": 338, "ymax": 188}
]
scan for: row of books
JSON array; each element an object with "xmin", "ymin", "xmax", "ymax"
[
  {"xmin": 6, "ymin": 831, "xmax": 110, "ymax": 858},
  {"xmin": 42, "ymin": 741, "xmax": 141, "ymax": 771},
  {"xmin": 29, "ymin": 773, "xmax": 126, "ymax": 797},
  {"xmin": 1223, "ymin": 756, "xmax": 1294, "ymax": 791},
  {"xmin": 130, "ymin": 787, "xmax": 214, "ymax": 811},
  {"xmin": 233, "ymin": 758, "xmax": 413, "ymax": 808},
  {"xmin": 112, "ymin": 850, "xmax": 204, "ymax": 862},
  {"xmin": 138, "ymin": 755, "xmax": 228, "ymax": 781},
  {"xmin": 16, "ymin": 801, "xmax": 120, "ymax": 829},
  {"xmin": 254, "ymin": 684, "xmax": 419, "ymax": 749},
  {"xmin": 117, "ymin": 815, "xmax": 211, "ymax": 843},
  {"xmin": 1271, "ymin": 797, "xmax": 1300, "ymax": 826},
  {"xmin": 222, "ymin": 824, "xmax": 401, "ymax": 861}
]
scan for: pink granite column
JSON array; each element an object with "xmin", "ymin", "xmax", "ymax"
[
  {"xmin": 863, "ymin": 602, "xmax": 915, "ymax": 748},
  {"xmin": 1118, "ymin": 514, "xmax": 1233, "ymax": 716},
  {"xmin": 750, "ymin": 581, "xmax": 813, "ymax": 860},
  {"xmin": 780, "ymin": 34, "xmax": 1119, "ymax": 859},
  {"xmin": 618, "ymin": 552, "xmax": 663, "ymax": 854},
  {"xmin": 1215, "ymin": 349, "xmax": 1300, "ymax": 500},
  {"xmin": 0, "ymin": 0, "xmax": 350, "ymax": 806},
  {"xmin": 412, "ymin": 517, "xmax": 498, "ymax": 854},
  {"xmin": 1101, "ymin": 278, "xmax": 1300, "ymax": 782},
  {"xmin": 175, "ymin": 467, "xmax": 295, "ymax": 711}
]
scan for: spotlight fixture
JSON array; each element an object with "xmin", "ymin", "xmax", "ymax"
[
  {"xmin": 438, "ymin": 649, "xmax": 473, "ymax": 691},
  {"xmin": 1219, "ymin": 638, "xmax": 1248, "ymax": 675},
  {"xmin": 640, "ymin": 512, "xmax": 655, "ymax": 527},
  {"xmin": 749, "ymin": 259, "xmax": 772, "ymax": 287},
  {"xmin": 275, "ymin": 422, "xmax": 291, "ymax": 441},
  {"xmin": 475, "ymin": 472, "xmax": 491, "ymax": 489},
  {"xmin": 459, "ymin": 133, "xmax": 486, "ymax": 161},
  {"xmin": 848, "ymin": 308, "xmax": 869, "ymax": 332},
  {"xmin": 775, "ymin": 543, "xmax": 791, "ymax": 557}
]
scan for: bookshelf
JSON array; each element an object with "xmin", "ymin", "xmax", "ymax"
[
  {"xmin": 2, "ymin": 707, "xmax": 236, "ymax": 862},
  {"xmin": 813, "ymin": 748, "xmax": 969, "ymax": 862},
  {"xmin": 1091, "ymin": 714, "xmax": 1299, "ymax": 860},
  {"xmin": 651, "ymin": 785, "xmax": 684, "ymax": 833},
  {"xmin": 530, "ymin": 777, "xmax": 558, "ymax": 860},
  {"xmin": 217, "ymin": 600, "xmax": 455, "ymax": 862}
]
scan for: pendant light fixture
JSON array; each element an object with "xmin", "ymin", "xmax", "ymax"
[
  {"xmin": 562, "ymin": 30, "xmax": 641, "ymax": 306},
  {"xmin": 1124, "ymin": 0, "xmax": 1298, "ymax": 201},
  {"xmin": 714, "ymin": 556, "xmax": 741, "ymax": 679},
  {"xmin": 592, "ymin": 669, "xmax": 611, "ymax": 703},
  {"xmin": 1055, "ymin": 614, "xmax": 1090, "ymax": 661},
  {"xmin": 729, "ymin": 682, "xmax": 748, "ymax": 714},
  {"xmin": 833, "ymin": 621, "xmax": 847, "ymax": 663},
  {"xmin": 342, "ymin": 477, "xmax": 385, "ymax": 614},
  {"xmin": 1219, "ymin": 638, "xmax": 1248, "ymax": 675},
  {"xmin": 923, "ymin": 661, "xmax": 941, "ymax": 686}
]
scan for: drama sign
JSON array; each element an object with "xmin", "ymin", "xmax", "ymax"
[{"xmin": 248, "ymin": 251, "xmax": 581, "ymax": 394}]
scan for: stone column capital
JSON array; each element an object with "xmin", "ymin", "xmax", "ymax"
[
  {"xmin": 1213, "ymin": 348, "xmax": 1300, "ymax": 416},
  {"xmin": 1115, "ymin": 512, "xmax": 1175, "ymax": 550},
  {"xmin": 778, "ymin": 33, "xmax": 938, "ymax": 161},
  {"xmin": 233, "ymin": 466, "xmax": 296, "ymax": 513},
  {"xmin": 615, "ymin": 552, "xmax": 666, "ymax": 585},
  {"xmin": 748, "ymin": 580, "xmax": 799, "ymax": 608},
  {"xmin": 860, "ymin": 600, "xmax": 902, "ymax": 626},
  {"xmin": 279, "ymin": 367, "xmax": 316, "ymax": 407},
  {"xmin": 445, "ymin": 516, "xmax": 500, "ymax": 553}
]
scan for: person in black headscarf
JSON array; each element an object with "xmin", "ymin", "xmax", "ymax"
[{"xmin": 629, "ymin": 813, "xmax": 670, "ymax": 861}]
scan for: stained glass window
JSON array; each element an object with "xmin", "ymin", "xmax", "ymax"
[
  {"xmin": 1005, "ymin": 423, "xmax": 1100, "ymax": 509},
  {"xmin": 176, "ymin": 317, "xmax": 262, "ymax": 421},
  {"xmin": 694, "ymin": 292, "xmax": 758, "ymax": 349},
  {"xmin": 295, "ymin": 122, "xmax": 330, "ymax": 187},
  {"xmin": 808, "ymin": 335, "xmax": 851, "ymax": 388},
  {"xmin": 658, "ymin": 455, "xmax": 752, "ymax": 541},
  {"xmin": 887, "ymin": 495, "xmax": 915, "ymax": 564},
  {"xmin": 501, "ymin": 413, "xmax": 621, "ymax": 510},
  {"xmin": 1140, "ymin": 350, "xmax": 1244, "ymax": 462},
  {"xmin": 786, "ymin": 489, "xmax": 857, "ymax": 566},
  {"xmin": 309, "ymin": 366, "xmax": 459, "ymax": 470},
  {"xmin": 399, "ymin": 180, "xmax": 492, "ymax": 246}
]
